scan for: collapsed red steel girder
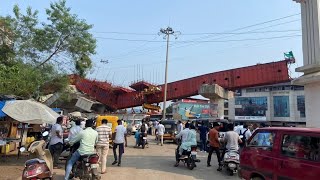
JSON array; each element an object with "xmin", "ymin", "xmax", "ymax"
[{"xmin": 71, "ymin": 60, "xmax": 292, "ymax": 110}]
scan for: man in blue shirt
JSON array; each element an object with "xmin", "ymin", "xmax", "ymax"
[{"xmin": 198, "ymin": 122, "xmax": 209, "ymax": 152}]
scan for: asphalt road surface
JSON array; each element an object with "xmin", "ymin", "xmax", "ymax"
[{"xmin": 51, "ymin": 135, "xmax": 239, "ymax": 180}]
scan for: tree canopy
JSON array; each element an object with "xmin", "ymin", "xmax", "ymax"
[{"xmin": 0, "ymin": 0, "xmax": 97, "ymax": 99}]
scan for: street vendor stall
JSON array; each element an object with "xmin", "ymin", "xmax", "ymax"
[{"xmin": 1, "ymin": 100, "xmax": 59, "ymax": 159}]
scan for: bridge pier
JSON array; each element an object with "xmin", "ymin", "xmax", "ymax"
[
  {"xmin": 199, "ymin": 84, "xmax": 233, "ymax": 119},
  {"xmin": 293, "ymin": 0, "xmax": 320, "ymax": 127}
]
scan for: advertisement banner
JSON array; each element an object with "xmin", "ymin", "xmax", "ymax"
[{"xmin": 235, "ymin": 116, "xmax": 267, "ymax": 121}]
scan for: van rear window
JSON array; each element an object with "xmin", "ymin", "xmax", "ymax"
[{"xmin": 281, "ymin": 134, "xmax": 320, "ymax": 161}]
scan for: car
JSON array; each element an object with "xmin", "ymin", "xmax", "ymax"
[
  {"xmin": 239, "ymin": 127, "xmax": 320, "ymax": 180},
  {"xmin": 161, "ymin": 120, "xmax": 178, "ymax": 142},
  {"xmin": 126, "ymin": 119, "xmax": 142, "ymax": 134}
]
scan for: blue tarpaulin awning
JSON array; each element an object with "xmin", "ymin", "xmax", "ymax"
[
  {"xmin": 0, "ymin": 101, "xmax": 7, "ymax": 117},
  {"xmin": 52, "ymin": 108, "xmax": 62, "ymax": 113}
]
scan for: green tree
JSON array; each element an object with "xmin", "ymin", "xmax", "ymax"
[
  {"xmin": 9, "ymin": 0, "xmax": 96, "ymax": 76},
  {"xmin": 0, "ymin": 0, "xmax": 97, "ymax": 98}
]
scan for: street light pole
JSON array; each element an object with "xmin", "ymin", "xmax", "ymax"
[{"xmin": 159, "ymin": 27, "xmax": 180, "ymax": 120}]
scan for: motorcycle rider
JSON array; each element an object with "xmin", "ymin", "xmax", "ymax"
[
  {"xmin": 222, "ymin": 123, "xmax": 242, "ymax": 159},
  {"xmin": 174, "ymin": 122, "xmax": 190, "ymax": 167},
  {"xmin": 64, "ymin": 119, "xmax": 98, "ymax": 180},
  {"xmin": 67, "ymin": 120, "xmax": 82, "ymax": 152},
  {"xmin": 178, "ymin": 124, "xmax": 197, "ymax": 159}
]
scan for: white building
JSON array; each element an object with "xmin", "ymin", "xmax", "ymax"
[{"xmin": 227, "ymin": 82, "xmax": 306, "ymax": 127}]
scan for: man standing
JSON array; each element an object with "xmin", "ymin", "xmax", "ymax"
[
  {"xmin": 199, "ymin": 122, "xmax": 209, "ymax": 152},
  {"xmin": 96, "ymin": 119, "xmax": 112, "ymax": 174},
  {"xmin": 152, "ymin": 120, "xmax": 157, "ymax": 135},
  {"xmin": 177, "ymin": 121, "xmax": 183, "ymax": 134},
  {"xmin": 49, "ymin": 116, "xmax": 64, "ymax": 169},
  {"xmin": 157, "ymin": 121, "xmax": 165, "ymax": 146},
  {"xmin": 239, "ymin": 124, "xmax": 252, "ymax": 149},
  {"xmin": 207, "ymin": 122, "xmax": 222, "ymax": 171},
  {"xmin": 112, "ymin": 120, "xmax": 127, "ymax": 166},
  {"xmin": 65, "ymin": 120, "xmax": 98, "ymax": 180}
]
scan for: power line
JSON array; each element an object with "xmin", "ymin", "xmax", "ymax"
[
  {"xmin": 97, "ymin": 34, "xmax": 301, "ymax": 71},
  {"xmin": 91, "ymin": 13, "xmax": 300, "ymax": 36},
  {"xmin": 104, "ymin": 16, "xmax": 301, "ymax": 62},
  {"xmin": 95, "ymin": 34, "xmax": 301, "ymax": 43},
  {"xmin": 93, "ymin": 29, "xmax": 300, "ymax": 36},
  {"xmin": 170, "ymin": 19, "xmax": 301, "ymax": 49}
]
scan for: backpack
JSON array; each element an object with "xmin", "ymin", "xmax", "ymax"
[{"xmin": 239, "ymin": 129, "xmax": 248, "ymax": 147}]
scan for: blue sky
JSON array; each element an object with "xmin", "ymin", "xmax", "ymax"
[{"xmin": 0, "ymin": 0, "xmax": 303, "ymax": 88}]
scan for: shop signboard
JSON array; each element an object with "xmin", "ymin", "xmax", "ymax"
[{"xmin": 235, "ymin": 116, "xmax": 267, "ymax": 121}]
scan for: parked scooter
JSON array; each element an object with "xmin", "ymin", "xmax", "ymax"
[
  {"xmin": 21, "ymin": 131, "xmax": 53, "ymax": 180},
  {"xmin": 223, "ymin": 150, "xmax": 240, "ymax": 176},
  {"xmin": 175, "ymin": 145, "xmax": 201, "ymax": 170}
]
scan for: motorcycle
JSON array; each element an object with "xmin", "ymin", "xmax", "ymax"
[
  {"xmin": 175, "ymin": 145, "xmax": 200, "ymax": 170},
  {"xmin": 137, "ymin": 132, "xmax": 147, "ymax": 149},
  {"xmin": 67, "ymin": 153, "xmax": 101, "ymax": 180},
  {"xmin": 60, "ymin": 138, "xmax": 71, "ymax": 160},
  {"xmin": 223, "ymin": 150, "xmax": 240, "ymax": 176},
  {"xmin": 21, "ymin": 131, "xmax": 53, "ymax": 180}
]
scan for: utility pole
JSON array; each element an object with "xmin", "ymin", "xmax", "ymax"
[{"xmin": 159, "ymin": 27, "xmax": 180, "ymax": 120}]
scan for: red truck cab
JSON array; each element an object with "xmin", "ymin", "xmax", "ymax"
[{"xmin": 239, "ymin": 127, "xmax": 320, "ymax": 180}]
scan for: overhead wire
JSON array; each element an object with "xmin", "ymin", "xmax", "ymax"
[
  {"xmin": 95, "ymin": 13, "xmax": 301, "ymax": 62},
  {"xmin": 102, "ymin": 18, "xmax": 301, "ymax": 63},
  {"xmin": 96, "ymin": 13, "xmax": 301, "ymax": 84},
  {"xmin": 95, "ymin": 34, "xmax": 301, "ymax": 43}
]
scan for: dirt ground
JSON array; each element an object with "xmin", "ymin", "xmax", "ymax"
[{"xmin": 0, "ymin": 135, "xmax": 239, "ymax": 180}]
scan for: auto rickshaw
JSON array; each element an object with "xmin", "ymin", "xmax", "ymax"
[{"xmin": 96, "ymin": 115, "xmax": 119, "ymax": 133}]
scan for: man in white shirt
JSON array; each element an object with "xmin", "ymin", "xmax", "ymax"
[
  {"xmin": 176, "ymin": 122, "xmax": 190, "ymax": 143},
  {"xmin": 174, "ymin": 122, "xmax": 190, "ymax": 166},
  {"xmin": 223, "ymin": 124, "xmax": 242, "ymax": 155},
  {"xmin": 49, "ymin": 116, "xmax": 64, "ymax": 168},
  {"xmin": 112, "ymin": 120, "xmax": 127, "ymax": 166},
  {"xmin": 239, "ymin": 124, "xmax": 252, "ymax": 147},
  {"xmin": 68, "ymin": 120, "xmax": 82, "ymax": 141},
  {"xmin": 68, "ymin": 120, "xmax": 83, "ymax": 152},
  {"xmin": 177, "ymin": 121, "xmax": 183, "ymax": 134},
  {"xmin": 157, "ymin": 121, "xmax": 165, "ymax": 146}
]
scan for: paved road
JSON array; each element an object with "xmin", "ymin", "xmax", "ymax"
[{"xmin": 52, "ymin": 135, "xmax": 239, "ymax": 180}]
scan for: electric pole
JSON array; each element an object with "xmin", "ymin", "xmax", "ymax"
[{"xmin": 159, "ymin": 27, "xmax": 180, "ymax": 120}]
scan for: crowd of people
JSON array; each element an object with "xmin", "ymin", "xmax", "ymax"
[{"xmin": 47, "ymin": 115, "xmax": 267, "ymax": 179}]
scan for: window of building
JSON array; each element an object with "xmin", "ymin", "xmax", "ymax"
[
  {"xmin": 224, "ymin": 101, "xmax": 229, "ymax": 108},
  {"xmin": 297, "ymin": 95, "xmax": 306, "ymax": 118},
  {"xmin": 224, "ymin": 110, "xmax": 229, "ymax": 116},
  {"xmin": 248, "ymin": 131, "xmax": 275, "ymax": 150},
  {"xmin": 235, "ymin": 97, "xmax": 268, "ymax": 117},
  {"xmin": 274, "ymin": 96, "xmax": 290, "ymax": 117},
  {"xmin": 281, "ymin": 134, "xmax": 320, "ymax": 161}
]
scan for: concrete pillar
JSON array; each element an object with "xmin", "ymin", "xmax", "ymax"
[
  {"xmin": 293, "ymin": 0, "xmax": 320, "ymax": 127},
  {"xmin": 199, "ymin": 84, "xmax": 233, "ymax": 119}
]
